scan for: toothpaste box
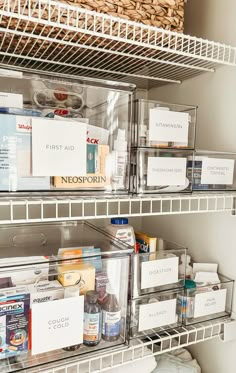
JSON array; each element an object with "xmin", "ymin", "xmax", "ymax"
[
  {"xmin": 0, "ymin": 114, "xmax": 50, "ymax": 191},
  {"xmin": 0, "ymin": 287, "xmax": 30, "ymax": 360}
]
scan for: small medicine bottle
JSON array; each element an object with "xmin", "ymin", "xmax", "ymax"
[
  {"xmin": 102, "ymin": 282, "xmax": 121, "ymax": 342},
  {"xmin": 83, "ymin": 291, "xmax": 102, "ymax": 347},
  {"xmin": 106, "ymin": 218, "xmax": 135, "ymax": 247},
  {"xmin": 177, "ymin": 279, "xmax": 196, "ymax": 322}
]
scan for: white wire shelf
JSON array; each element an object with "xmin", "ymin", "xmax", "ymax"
[
  {"xmin": 0, "ymin": 1, "xmax": 236, "ymax": 88},
  {"xmin": 5, "ymin": 317, "xmax": 232, "ymax": 373},
  {"xmin": 0, "ymin": 192, "xmax": 235, "ymax": 224}
]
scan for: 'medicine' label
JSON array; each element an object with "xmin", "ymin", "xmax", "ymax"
[
  {"xmin": 141, "ymin": 257, "xmax": 179, "ymax": 289},
  {"xmin": 31, "ymin": 296, "xmax": 84, "ymax": 355},
  {"xmin": 32, "ymin": 118, "xmax": 87, "ymax": 176},
  {"xmin": 138, "ymin": 299, "xmax": 177, "ymax": 332},
  {"xmin": 147, "ymin": 157, "xmax": 187, "ymax": 186},
  {"xmin": 201, "ymin": 158, "xmax": 234, "ymax": 185},
  {"xmin": 149, "ymin": 108, "xmax": 189, "ymax": 144},
  {"xmin": 194, "ymin": 289, "xmax": 227, "ymax": 318}
]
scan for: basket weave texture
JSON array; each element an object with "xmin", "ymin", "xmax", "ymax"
[{"xmin": 65, "ymin": 0, "xmax": 185, "ymax": 32}]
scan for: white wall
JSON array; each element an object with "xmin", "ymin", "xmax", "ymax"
[{"xmin": 142, "ymin": 1, "xmax": 236, "ymax": 372}]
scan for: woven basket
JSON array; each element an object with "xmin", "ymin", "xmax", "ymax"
[
  {"xmin": 65, "ymin": 0, "xmax": 185, "ymax": 32},
  {"xmin": 0, "ymin": 1, "xmax": 185, "ymax": 77}
]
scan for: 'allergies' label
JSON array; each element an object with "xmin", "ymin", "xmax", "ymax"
[
  {"xmin": 141, "ymin": 257, "xmax": 179, "ymax": 289},
  {"xmin": 147, "ymin": 157, "xmax": 187, "ymax": 186},
  {"xmin": 194, "ymin": 289, "xmax": 227, "ymax": 318},
  {"xmin": 201, "ymin": 158, "xmax": 234, "ymax": 185},
  {"xmin": 149, "ymin": 108, "xmax": 189, "ymax": 144},
  {"xmin": 138, "ymin": 299, "xmax": 177, "ymax": 331}
]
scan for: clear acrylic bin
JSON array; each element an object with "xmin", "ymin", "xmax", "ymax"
[
  {"xmin": 0, "ymin": 221, "xmax": 133, "ymax": 372},
  {"xmin": 129, "ymin": 288, "xmax": 183, "ymax": 338},
  {"xmin": 132, "ymin": 99, "xmax": 197, "ymax": 149},
  {"xmin": 177, "ymin": 274, "xmax": 234, "ymax": 325},
  {"xmin": 0, "ymin": 73, "xmax": 133, "ymax": 193},
  {"xmin": 187, "ymin": 150, "xmax": 236, "ymax": 191},
  {"xmin": 131, "ymin": 148, "xmax": 193, "ymax": 194},
  {"xmin": 132, "ymin": 240, "xmax": 186, "ymax": 298}
]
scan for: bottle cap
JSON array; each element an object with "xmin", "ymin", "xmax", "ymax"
[
  {"xmin": 86, "ymin": 290, "xmax": 98, "ymax": 302},
  {"xmin": 114, "ymin": 129, "xmax": 127, "ymax": 152},
  {"xmin": 184, "ymin": 279, "xmax": 196, "ymax": 289},
  {"xmin": 111, "ymin": 218, "xmax": 128, "ymax": 225}
]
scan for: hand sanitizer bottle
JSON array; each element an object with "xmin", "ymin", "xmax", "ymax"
[{"xmin": 111, "ymin": 129, "xmax": 128, "ymax": 191}]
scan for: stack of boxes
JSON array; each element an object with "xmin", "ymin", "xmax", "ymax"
[
  {"xmin": 130, "ymin": 99, "xmax": 197, "ymax": 194},
  {"xmin": 131, "ymin": 98, "xmax": 236, "ymax": 194}
]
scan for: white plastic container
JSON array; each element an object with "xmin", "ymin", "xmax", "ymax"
[{"xmin": 106, "ymin": 218, "xmax": 135, "ymax": 247}]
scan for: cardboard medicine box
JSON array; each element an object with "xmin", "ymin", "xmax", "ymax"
[{"xmin": 0, "ymin": 288, "xmax": 30, "ymax": 359}]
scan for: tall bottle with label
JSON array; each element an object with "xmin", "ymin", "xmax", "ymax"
[
  {"xmin": 111, "ymin": 129, "xmax": 128, "ymax": 191},
  {"xmin": 102, "ymin": 282, "xmax": 121, "ymax": 342},
  {"xmin": 83, "ymin": 291, "xmax": 102, "ymax": 347}
]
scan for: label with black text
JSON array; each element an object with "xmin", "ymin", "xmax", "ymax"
[
  {"xmin": 32, "ymin": 118, "xmax": 87, "ymax": 176},
  {"xmin": 149, "ymin": 108, "xmax": 189, "ymax": 144},
  {"xmin": 194, "ymin": 289, "xmax": 227, "ymax": 318},
  {"xmin": 201, "ymin": 158, "xmax": 234, "ymax": 185},
  {"xmin": 32, "ymin": 296, "xmax": 84, "ymax": 355},
  {"xmin": 141, "ymin": 257, "xmax": 179, "ymax": 289},
  {"xmin": 138, "ymin": 299, "xmax": 177, "ymax": 331},
  {"xmin": 147, "ymin": 157, "xmax": 187, "ymax": 186}
]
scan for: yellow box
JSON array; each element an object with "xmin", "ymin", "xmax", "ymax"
[{"xmin": 58, "ymin": 263, "xmax": 95, "ymax": 295}]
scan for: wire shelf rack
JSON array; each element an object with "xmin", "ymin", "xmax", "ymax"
[
  {"xmin": 4, "ymin": 317, "xmax": 231, "ymax": 373},
  {"xmin": 0, "ymin": 192, "xmax": 234, "ymax": 224},
  {"xmin": 0, "ymin": 0, "xmax": 236, "ymax": 88}
]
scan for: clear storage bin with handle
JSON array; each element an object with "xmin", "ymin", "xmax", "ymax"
[
  {"xmin": 132, "ymin": 99, "xmax": 197, "ymax": 149},
  {"xmin": 0, "ymin": 221, "xmax": 133, "ymax": 373},
  {"xmin": 0, "ymin": 72, "xmax": 133, "ymax": 194}
]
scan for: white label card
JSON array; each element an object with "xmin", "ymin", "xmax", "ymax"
[
  {"xmin": 201, "ymin": 158, "xmax": 234, "ymax": 185},
  {"xmin": 194, "ymin": 289, "xmax": 227, "ymax": 318},
  {"xmin": 32, "ymin": 118, "xmax": 87, "ymax": 176},
  {"xmin": 141, "ymin": 257, "xmax": 179, "ymax": 289},
  {"xmin": 147, "ymin": 157, "xmax": 187, "ymax": 186},
  {"xmin": 138, "ymin": 299, "xmax": 177, "ymax": 332},
  {"xmin": 32, "ymin": 296, "xmax": 84, "ymax": 355},
  {"xmin": 0, "ymin": 92, "xmax": 23, "ymax": 108},
  {"xmin": 149, "ymin": 108, "xmax": 189, "ymax": 144},
  {"xmin": 0, "ymin": 69, "xmax": 23, "ymax": 78}
]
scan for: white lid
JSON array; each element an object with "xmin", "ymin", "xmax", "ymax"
[{"xmin": 114, "ymin": 129, "xmax": 127, "ymax": 152}]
